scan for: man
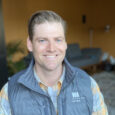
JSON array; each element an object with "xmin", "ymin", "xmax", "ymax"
[{"xmin": 0, "ymin": 10, "xmax": 108, "ymax": 115}]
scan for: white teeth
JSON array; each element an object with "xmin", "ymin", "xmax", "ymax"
[{"xmin": 46, "ymin": 56, "xmax": 55, "ymax": 58}]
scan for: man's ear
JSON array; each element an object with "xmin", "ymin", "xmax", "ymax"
[{"xmin": 27, "ymin": 37, "xmax": 33, "ymax": 52}]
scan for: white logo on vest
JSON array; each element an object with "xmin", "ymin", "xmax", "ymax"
[{"xmin": 72, "ymin": 92, "xmax": 81, "ymax": 102}]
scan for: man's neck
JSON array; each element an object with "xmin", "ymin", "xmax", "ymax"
[{"xmin": 34, "ymin": 65, "xmax": 63, "ymax": 87}]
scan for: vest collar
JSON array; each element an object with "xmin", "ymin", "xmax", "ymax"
[
  {"xmin": 18, "ymin": 59, "xmax": 47, "ymax": 95},
  {"xmin": 17, "ymin": 58, "xmax": 76, "ymax": 94},
  {"xmin": 61, "ymin": 58, "xmax": 77, "ymax": 90}
]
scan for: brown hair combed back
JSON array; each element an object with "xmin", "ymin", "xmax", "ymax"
[{"xmin": 28, "ymin": 10, "xmax": 67, "ymax": 41}]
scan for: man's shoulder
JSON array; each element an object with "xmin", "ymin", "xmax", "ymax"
[
  {"xmin": 65, "ymin": 60, "xmax": 91, "ymax": 82},
  {"xmin": 7, "ymin": 69, "xmax": 27, "ymax": 96},
  {"xmin": 0, "ymin": 82, "xmax": 8, "ymax": 96},
  {"xmin": 9, "ymin": 69, "xmax": 26, "ymax": 84},
  {"xmin": 72, "ymin": 66, "xmax": 90, "ymax": 79}
]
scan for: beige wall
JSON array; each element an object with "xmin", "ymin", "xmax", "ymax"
[{"xmin": 2, "ymin": 0, "xmax": 115, "ymax": 59}]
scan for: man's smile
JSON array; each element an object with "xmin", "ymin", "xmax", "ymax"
[{"xmin": 43, "ymin": 55, "xmax": 58, "ymax": 60}]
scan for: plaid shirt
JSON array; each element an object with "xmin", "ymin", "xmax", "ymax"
[
  {"xmin": 34, "ymin": 66, "xmax": 65, "ymax": 113},
  {"xmin": 0, "ymin": 67, "xmax": 108, "ymax": 115}
]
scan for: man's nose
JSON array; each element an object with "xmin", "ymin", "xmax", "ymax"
[{"xmin": 47, "ymin": 41, "xmax": 56, "ymax": 52}]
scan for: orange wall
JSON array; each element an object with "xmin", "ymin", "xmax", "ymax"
[
  {"xmin": 91, "ymin": 0, "xmax": 115, "ymax": 57},
  {"xmin": 2, "ymin": 0, "xmax": 91, "ymax": 47},
  {"xmin": 2, "ymin": 0, "xmax": 115, "ymax": 59}
]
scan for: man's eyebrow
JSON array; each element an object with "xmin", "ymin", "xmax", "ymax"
[
  {"xmin": 35, "ymin": 36, "xmax": 65, "ymax": 40},
  {"xmin": 36, "ymin": 37, "xmax": 48, "ymax": 40},
  {"xmin": 54, "ymin": 36, "xmax": 65, "ymax": 39}
]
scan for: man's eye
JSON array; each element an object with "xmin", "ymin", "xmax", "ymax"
[
  {"xmin": 39, "ymin": 39, "xmax": 45, "ymax": 42},
  {"xmin": 56, "ymin": 39, "xmax": 62, "ymax": 42}
]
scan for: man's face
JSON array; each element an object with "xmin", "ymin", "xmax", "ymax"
[{"xmin": 27, "ymin": 22, "xmax": 67, "ymax": 71}]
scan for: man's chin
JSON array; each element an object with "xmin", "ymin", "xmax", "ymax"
[
  {"xmin": 45, "ymin": 66, "xmax": 58, "ymax": 71},
  {"xmin": 44, "ymin": 64, "xmax": 62, "ymax": 71}
]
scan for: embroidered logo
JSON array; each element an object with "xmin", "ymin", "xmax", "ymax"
[
  {"xmin": 72, "ymin": 92, "xmax": 79, "ymax": 98},
  {"xmin": 72, "ymin": 92, "xmax": 80, "ymax": 102}
]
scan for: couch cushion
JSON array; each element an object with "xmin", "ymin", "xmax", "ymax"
[
  {"xmin": 82, "ymin": 48, "xmax": 102, "ymax": 57},
  {"xmin": 68, "ymin": 57, "xmax": 99, "ymax": 67},
  {"xmin": 66, "ymin": 43, "xmax": 82, "ymax": 59}
]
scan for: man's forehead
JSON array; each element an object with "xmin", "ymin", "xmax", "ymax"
[
  {"xmin": 33, "ymin": 22, "xmax": 64, "ymax": 34},
  {"xmin": 34, "ymin": 22, "xmax": 63, "ymax": 29}
]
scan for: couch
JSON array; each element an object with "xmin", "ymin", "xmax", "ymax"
[{"xmin": 66, "ymin": 43, "xmax": 102, "ymax": 68}]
